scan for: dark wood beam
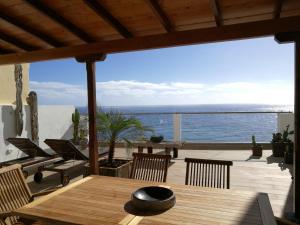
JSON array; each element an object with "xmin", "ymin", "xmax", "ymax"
[
  {"xmin": 25, "ymin": 0, "xmax": 95, "ymax": 43},
  {"xmin": 2, "ymin": 16, "xmax": 300, "ymax": 64},
  {"xmin": 83, "ymin": 0, "xmax": 132, "ymax": 38},
  {"xmin": 274, "ymin": 0, "xmax": 284, "ymax": 19},
  {"xmin": 144, "ymin": 0, "xmax": 174, "ymax": 32},
  {"xmin": 210, "ymin": 0, "xmax": 222, "ymax": 27},
  {"xmin": 0, "ymin": 48, "xmax": 15, "ymax": 54},
  {"xmin": 295, "ymin": 41, "xmax": 300, "ymax": 219},
  {"xmin": 0, "ymin": 12, "xmax": 64, "ymax": 47},
  {"xmin": 0, "ymin": 32, "xmax": 38, "ymax": 51},
  {"xmin": 275, "ymin": 31, "xmax": 300, "ymax": 43},
  {"xmin": 75, "ymin": 53, "xmax": 106, "ymax": 175}
]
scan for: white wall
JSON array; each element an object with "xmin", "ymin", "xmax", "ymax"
[
  {"xmin": 277, "ymin": 113, "xmax": 294, "ymax": 142},
  {"xmin": 0, "ymin": 105, "xmax": 74, "ymax": 162}
]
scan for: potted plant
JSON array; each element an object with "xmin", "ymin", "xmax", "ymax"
[
  {"xmin": 251, "ymin": 135, "xmax": 262, "ymax": 157},
  {"xmin": 150, "ymin": 135, "xmax": 164, "ymax": 143},
  {"xmin": 271, "ymin": 125, "xmax": 294, "ymax": 157},
  {"xmin": 284, "ymin": 142, "xmax": 293, "ymax": 164},
  {"xmin": 97, "ymin": 111, "xmax": 152, "ymax": 178}
]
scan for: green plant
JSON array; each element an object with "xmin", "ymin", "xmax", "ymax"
[
  {"xmin": 282, "ymin": 125, "xmax": 294, "ymax": 142},
  {"xmin": 150, "ymin": 135, "xmax": 164, "ymax": 143},
  {"xmin": 97, "ymin": 111, "xmax": 152, "ymax": 165},
  {"xmin": 72, "ymin": 109, "xmax": 80, "ymax": 142},
  {"xmin": 271, "ymin": 125, "xmax": 294, "ymax": 143},
  {"xmin": 251, "ymin": 135, "xmax": 261, "ymax": 148}
]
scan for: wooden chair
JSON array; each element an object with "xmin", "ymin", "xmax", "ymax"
[
  {"xmin": 0, "ymin": 164, "xmax": 57, "ymax": 225},
  {"xmin": 184, "ymin": 158, "xmax": 233, "ymax": 189},
  {"xmin": 130, "ymin": 153, "xmax": 171, "ymax": 182}
]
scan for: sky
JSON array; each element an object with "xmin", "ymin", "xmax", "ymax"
[{"xmin": 29, "ymin": 37, "xmax": 294, "ymax": 106}]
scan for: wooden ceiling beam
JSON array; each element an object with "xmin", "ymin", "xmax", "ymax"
[
  {"xmin": 1, "ymin": 16, "xmax": 300, "ymax": 64},
  {"xmin": 25, "ymin": 0, "xmax": 95, "ymax": 43},
  {"xmin": 83, "ymin": 0, "xmax": 132, "ymax": 38},
  {"xmin": 274, "ymin": 0, "xmax": 284, "ymax": 19},
  {"xmin": 210, "ymin": 0, "xmax": 222, "ymax": 27},
  {"xmin": 0, "ymin": 48, "xmax": 16, "ymax": 54},
  {"xmin": 144, "ymin": 0, "xmax": 174, "ymax": 32},
  {"xmin": 0, "ymin": 32, "xmax": 38, "ymax": 51},
  {"xmin": 0, "ymin": 12, "xmax": 64, "ymax": 47},
  {"xmin": 275, "ymin": 31, "xmax": 300, "ymax": 43}
]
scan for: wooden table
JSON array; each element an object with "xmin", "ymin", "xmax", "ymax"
[
  {"xmin": 14, "ymin": 176, "xmax": 276, "ymax": 225},
  {"xmin": 137, "ymin": 141, "xmax": 182, "ymax": 158}
]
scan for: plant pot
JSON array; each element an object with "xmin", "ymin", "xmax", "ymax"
[
  {"xmin": 284, "ymin": 151, "xmax": 293, "ymax": 164},
  {"xmin": 99, "ymin": 159, "xmax": 132, "ymax": 178},
  {"xmin": 252, "ymin": 146, "xmax": 262, "ymax": 157},
  {"xmin": 272, "ymin": 142, "xmax": 286, "ymax": 157}
]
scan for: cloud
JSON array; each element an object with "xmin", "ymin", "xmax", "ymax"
[{"xmin": 29, "ymin": 80, "xmax": 293, "ymax": 106}]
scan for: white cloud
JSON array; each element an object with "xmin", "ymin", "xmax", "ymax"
[{"xmin": 29, "ymin": 80, "xmax": 293, "ymax": 106}]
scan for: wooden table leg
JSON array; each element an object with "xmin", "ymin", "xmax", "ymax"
[
  {"xmin": 173, "ymin": 148, "xmax": 178, "ymax": 158},
  {"xmin": 147, "ymin": 147, "xmax": 153, "ymax": 154},
  {"xmin": 138, "ymin": 146, "xmax": 143, "ymax": 153}
]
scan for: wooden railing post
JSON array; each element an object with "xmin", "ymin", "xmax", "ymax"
[{"xmin": 75, "ymin": 53, "xmax": 106, "ymax": 175}]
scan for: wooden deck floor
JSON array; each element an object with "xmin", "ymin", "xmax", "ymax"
[{"xmin": 27, "ymin": 149, "xmax": 293, "ymax": 218}]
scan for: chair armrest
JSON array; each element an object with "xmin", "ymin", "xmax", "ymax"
[
  {"xmin": 32, "ymin": 188, "xmax": 59, "ymax": 198},
  {"xmin": 0, "ymin": 211, "xmax": 13, "ymax": 219}
]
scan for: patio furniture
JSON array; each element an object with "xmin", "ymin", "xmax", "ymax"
[
  {"xmin": 35, "ymin": 139, "xmax": 108, "ymax": 186},
  {"xmin": 276, "ymin": 217, "xmax": 298, "ymax": 225},
  {"xmin": 137, "ymin": 141, "xmax": 182, "ymax": 158},
  {"xmin": 0, "ymin": 164, "xmax": 57, "ymax": 225},
  {"xmin": 184, "ymin": 158, "xmax": 233, "ymax": 189},
  {"xmin": 13, "ymin": 175, "xmax": 276, "ymax": 225},
  {"xmin": 3, "ymin": 138, "xmax": 63, "ymax": 178},
  {"xmin": 130, "ymin": 153, "xmax": 171, "ymax": 182}
]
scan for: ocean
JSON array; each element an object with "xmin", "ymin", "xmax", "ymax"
[{"xmin": 77, "ymin": 104, "xmax": 293, "ymax": 143}]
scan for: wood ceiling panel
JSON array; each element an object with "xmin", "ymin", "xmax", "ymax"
[
  {"xmin": 0, "ymin": 39, "xmax": 24, "ymax": 53},
  {"xmin": 220, "ymin": 0, "xmax": 274, "ymax": 24},
  {"xmin": 42, "ymin": 0, "xmax": 121, "ymax": 41},
  {"xmin": 0, "ymin": 20, "xmax": 49, "ymax": 49},
  {"xmin": 100, "ymin": 0, "xmax": 165, "ymax": 35},
  {"xmin": 159, "ymin": 0, "xmax": 215, "ymax": 29},
  {"xmin": 0, "ymin": 0, "xmax": 84, "ymax": 46},
  {"xmin": 281, "ymin": 0, "xmax": 300, "ymax": 17}
]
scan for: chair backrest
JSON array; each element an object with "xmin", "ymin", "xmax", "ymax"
[
  {"xmin": 130, "ymin": 153, "xmax": 171, "ymax": 182},
  {"xmin": 0, "ymin": 164, "xmax": 32, "ymax": 225},
  {"xmin": 7, "ymin": 138, "xmax": 51, "ymax": 158},
  {"xmin": 185, "ymin": 158, "xmax": 233, "ymax": 189},
  {"xmin": 44, "ymin": 139, "xmax": 88, "ymax": 161}
]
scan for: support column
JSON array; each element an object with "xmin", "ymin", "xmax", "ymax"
[
  {"xmin": 295, "ymin": 41, "xmax": 300, "ymax": 218},
  {"xmin": 86, "ymin": 61, "xmax": 99, "ymax": 175},
  {"xmin": 76, "ymin": 53, "xmax": 106, "ymax": 175}
]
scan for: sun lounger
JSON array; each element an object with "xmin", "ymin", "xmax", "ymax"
[
  {"xmin": 36, "ymin": 139, "xmax": 109, "ymax": 186},
  {"xmin": 4, "ymin": 138, "xmax": 63, "ymax": 178}
]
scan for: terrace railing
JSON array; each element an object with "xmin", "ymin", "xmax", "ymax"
[{"xmin": 122, "ymin": 111, "xmax": 293, "ymax": 143}]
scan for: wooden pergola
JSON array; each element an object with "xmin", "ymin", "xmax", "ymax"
[{"xmin": 1, "ymin": 0, "xmax": 300, "ymax": 219}]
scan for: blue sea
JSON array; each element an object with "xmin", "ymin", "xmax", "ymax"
[{"xmin": 78, "ymin": 104, "xmax": 293, "ymax": 143}]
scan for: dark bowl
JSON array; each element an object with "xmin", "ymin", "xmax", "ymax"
[{"xmin": 131, "ymin": 186, "xmax": 176, "ymax": 212}]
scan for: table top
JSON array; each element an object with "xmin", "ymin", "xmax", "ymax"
[{"xmin": 14, "ymin": 176, "xmax": 276, "ymax": 225}]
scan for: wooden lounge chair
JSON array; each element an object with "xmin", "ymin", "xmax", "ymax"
[
  {"xmin": 276, "ymin": 217, "xmax": 299, "ymax": 225},
  {"xmin": 4, "ymin": 138, "xmax": 63, "ymax": 178},
  {"xmin": 38, "ymin": 139, "xmax": 108, "ymax": 186},
  {"xmin": 184, "ymin": 158, "xmax": 233, "ymax": 189},
  {"xmin": 130, "ymin": 153, "xmax": 171, "ymax": 182},
  {"xmin": 0, "ymin": 164, "xmax": 57, "ymax": 225}
]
